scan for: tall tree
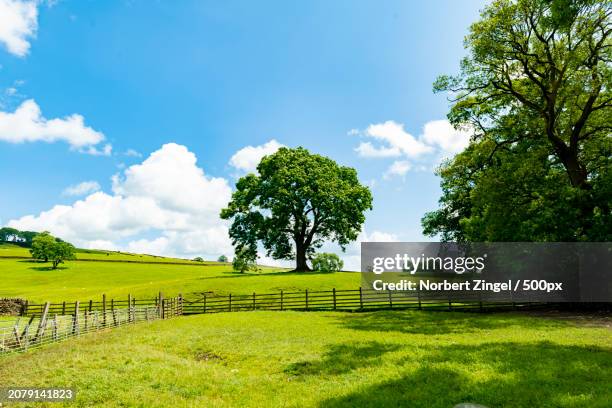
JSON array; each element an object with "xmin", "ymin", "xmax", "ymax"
[
  {"xmin": 425, "ymin": 0, "xmax": 611, "ymax": 241},
  {"xmin": 221, "ymin": 147, "xmax": 372, "ymax": 271}
]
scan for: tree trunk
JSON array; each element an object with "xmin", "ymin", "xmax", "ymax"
[{"xmin": 295, "ymin": 242, "xmax": 311, "ymax": 272}]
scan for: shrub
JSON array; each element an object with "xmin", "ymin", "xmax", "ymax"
[{"xmin": 311, "ymin": 253, "xmax": 343, "ymax": 272}]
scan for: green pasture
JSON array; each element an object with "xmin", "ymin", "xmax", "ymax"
[
  {"xmin": 1, "ymin": 310, "xmax": 610, "ymax": 407},
  {"xmin": 0, "ymin": 257, "xmax": 358, "ymax": 303}
]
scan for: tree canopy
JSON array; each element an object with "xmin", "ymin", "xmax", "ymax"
[
  {"xmin": 221, "ymin": 147, "xmax": 372, "ymax": 271},
  {"xmin": 30, "ymin": 232, "xmax": 76, "ymax": 269},
  {"xmin": 424, "ymin": 0, "xmax": 611, "ymax": 241}
]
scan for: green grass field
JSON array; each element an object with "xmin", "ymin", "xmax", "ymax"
[
  {"xmin": 0, "ymin": 243, "xmax": 209, "ymax": 264},
  {"xmin": 0, "ymin": 255, "xmax": 358, "ymax": 303},
  {"xmin": 1, "ymin": 310, "xmax": 610, "ymax": 407}
]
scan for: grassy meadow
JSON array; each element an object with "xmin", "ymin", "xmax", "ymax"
[
  {"xmin": 0, "ymin": 244, "xmax": 358, "ymax": 303},
  {"xmin": 1, "ymin": 310, "xmax": 611, "ymax": 408}
]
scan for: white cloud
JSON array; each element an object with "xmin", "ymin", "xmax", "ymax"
[
  {"xmin": 0, "ymin": 99, "xmax": 110, "ymax": 155},
  {"xmin": 0, "ymin": 0, "xmax": 38, "ymax": 57},
  {"xmin": 62, "ymin": 181, "xmax": 101, "ymax": 196},
  {"xmin": 9, "ymin": 143, "xmax": 234, "ymax": 259},
  {"xmin": 229, "ymin": 139, "xmax": 285, "ymax": 173},
  {"xmin": 356, "ymin": 121, "xmax": 432, "ymax": 159},
  {"xmin": 353, "ymin": 119, "xmax": 472, "ymax": 178},
  {"xmin": 124, "ymin": 148, "xmax": 142, "ymax": 158},
  {"xmin": 421, "ymin": 120, "xmax": 471, "ymax": 155},
  {"xmin": 384, "ymin": 160, "xmax": 411, "ymax": 179}
]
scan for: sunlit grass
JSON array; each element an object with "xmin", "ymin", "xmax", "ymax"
[{"xmin": 1, "ymin": 310, "xmax": 610, "ymax": 407}]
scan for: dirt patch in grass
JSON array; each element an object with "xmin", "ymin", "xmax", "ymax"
[{"xmin": 194, "ymin": 350, "xmax": 224, "ymax": 362}]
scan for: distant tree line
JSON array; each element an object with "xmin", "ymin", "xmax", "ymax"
[{"xmin": 0, "ymin": 227, "xmax": 40, "ymax": 247}]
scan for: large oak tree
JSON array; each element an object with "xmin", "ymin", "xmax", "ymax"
[{"xmin": 221, "ymin": 147, "xmax": 372, "ymax": 271}]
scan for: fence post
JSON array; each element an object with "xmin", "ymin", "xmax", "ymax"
[
  {"xmin": 305, "ymin": 289, "xmax": 309, "ymax": 311},
  {"xmin": 72, "ymin": 301, "xmax": 80, "ymax": 335},
  {"xmin": 34, "ymin": 302, "xmax": 50, "ymax": 342},
  {"xmin": 252, "ymin": 292, "xmax": 256, "ymax": 311},
  {"xmin": 333, "ymin": 288, "xmax": 337, "ymax": 310},
  {"xmin": 359, "ymin": 287, "xmax": 363, "ymax": 309},
  {"xmin": 159, "ymin": 292, "xmax": 164, "ymax": 318},
  {"xmin": 388, "ymin": 289, "xmax": 393, "ymax": 308},
  {"xmin": 229, "ymin": 294, "xmax": 232, "ymax": 312},
  {"xmin": 52, "ymin": 315, "xmax": 58, "ymax": 341},
  {"xmin": 111, "ymin": 299, "xmax": 117, "ymax": 326},
  {"xmin": 161, "ymin": 299, "xmax": 166, "ymax": 319},
  {"xmin": 127, "ymin": 294, "xmax": 132, "ymax": 323},
  {"xmin": 448, "ymin": 297, "xmax": 452, "ymax": 311},
  {"xmin": 62, "ymin": 301, "xmax": 66, "ymax": 315},
  {"xmin": 21, "ymin": 300, "xmax": 28, "ymax": 316},
  {"xmin": 102, "ymin": 294, "xmax": 107, "ymax": 326},
  {"xmin": 280, "ymin": 290, "xmax": 284, "ymax": 311},
  {"xmin": 203, "ymin": 294, "xmax": 207, "ymax": 313},
  {"xmin": 88, "ymin": 300, "xmax": 93, "ymax": 313},
  {"xmin": 132, "ymin": 296, "xmax": 137, "ymax": 321},
  {"xmin": 178, "ymin": 293, "xmax": 183, "ymax": 316}
]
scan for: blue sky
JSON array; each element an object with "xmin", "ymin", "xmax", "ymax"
[{"xmin": 0, "ymin": 0, "xmax": 485, "ymax": 267}]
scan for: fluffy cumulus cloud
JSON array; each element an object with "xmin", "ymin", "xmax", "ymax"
[
  {"xmin": 62, "ymin": 181, "xmax": 101, "ymax": 196},
  {"xmin": 0, "ymin": 0, "xmax": 37, "ymax": 57},
  {"xmin": 229, "ymin": 139, "xmax": 285, "ymax": 173},
  {"xmin": 353, "ymin": 119, "xmax": 472, "ymax": 178},
  {"xmin": 0, "ymin": 99, "xmax": 111, "ymax": 155},
  {"xmin": 9, "ymin": 143, "xmax": 234, "ymax": 258}
]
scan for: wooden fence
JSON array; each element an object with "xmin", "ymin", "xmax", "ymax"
[
  {"xmin": 3, "ymin": 287, "xmax": 541, "ymax": 355},
  {"xmin": 181, "ymin": 288, "xmax": 538, "ymax": 314},
  {"xmin": 1, "ymin": 293, "xmax": 182, "ymax": 354}
]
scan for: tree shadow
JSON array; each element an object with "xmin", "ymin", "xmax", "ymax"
[
  {"xmin": 317, "ymin": 341, "xmax": 612, "ymax": 408},
  {"xmin": 197, "ymin": 269, "xmax": 339, "ymax": 280},
  {"xmin": 29, "ymin": 265, "xmax": 68, "ymax": 271},
  {"xmin": 337, "ymin": 310, "xmax": 572, "ymax": 335},
  {"xmin": 284, "ymin": 341, "xmax": 402, "ymax": 378}
]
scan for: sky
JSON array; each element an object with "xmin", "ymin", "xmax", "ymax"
[{"xmin": 0, "ymin": 0, "xmax": 486, "ymax": 269}]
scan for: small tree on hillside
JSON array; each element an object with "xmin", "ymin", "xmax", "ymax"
[
  {"xmin": 30, "ymin": 232, "xmax": 56, "ymax": 262},
  {"xmin": 50, "ymin": 241, "xmax": 76, "ymax": 269},
  {"xmin": 311, "ymin": 253, "xmax": 344, "ymax": 272},
  {"xmin": 217, "ymin": 255, "xmax": 228, "ymax": 263},
  {"xmin": 30, "ymin": 232, "xmax": 76, "ymax": 269},
  {"xmin": 232, "ymin": 247, "xmax": 257, "ymax": 273}
]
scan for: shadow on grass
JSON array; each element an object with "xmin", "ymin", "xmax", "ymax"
[
  {"xmin": 285, "ymin": 341, "xmax": 401, "ymax": 377},
  {"xmin": 29, "ymin": 265, "xmax": 68, "ymax": 271},
  {"xmin": 315, "ymin": 341, "xmax": 612, "ymax": 408},
  {"xmin": 197, "ymin": 269, "xmax": 338, "ymax": 280},
  {"xmin": 337, "ymin": 309, "xmax": 571, "ymax": 335}
]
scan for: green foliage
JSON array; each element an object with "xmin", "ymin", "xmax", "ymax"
[
  {"xmin": 192, "ymin": 257, "xmax": 204, "ymax": 262},
  {"xmin": 232, "ymin": 247, "xmax": 257, "ymax": 273},
  {"xmin": 30, "ymin": 232, "xmax": 76, "ymax": 269},
  {"xmin": 217, "ymin": 255, "xmax": 228, "ymax": 263},
  {"xmin": 30, "ymin": 232, "xmax": 56, "ymax": 262},
  {"xmin": 221, "ymin": 147, "xmax": 372, "ymax": 271},
  {"xmin": 425, "ymin": 0, "xmax": 611, "ymax": 241},
  {"xmin": 311, "ymin": 253, "xmax": 344, "ymax": 272}
]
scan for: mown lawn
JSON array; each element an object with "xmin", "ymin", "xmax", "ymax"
[
  {"xmin": 0, "ymin": 310, "xmax": 610, "ymax": 407},
  {"xmin": 0, "ymin": 258, "xmax": 359, "ymax": 303}
]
